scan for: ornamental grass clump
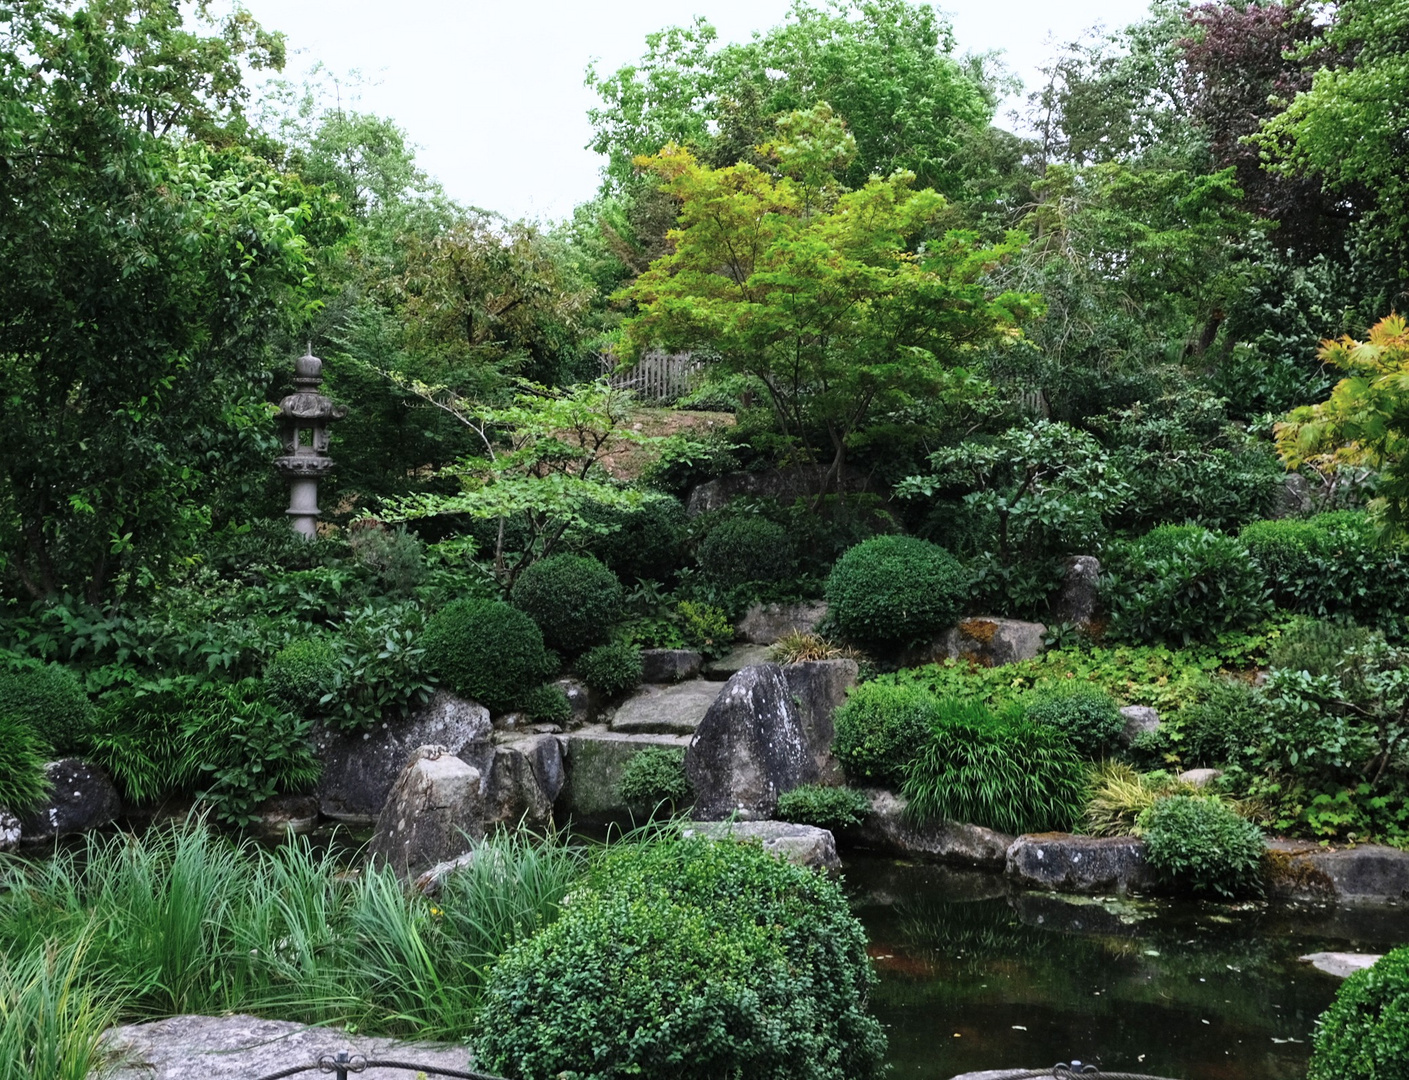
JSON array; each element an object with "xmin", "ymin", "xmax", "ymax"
[
  {"xmin": 0, "ymin": 713, "xmax": 50, "ymax": 812},
  {"xmin": 901, "ymin": 699, "xmax": 1087, "ymax": 835},
  {"xmin": 475, "ymin": 835, "xmax": 886, "ymax": 1080},
  {"xmin": 825, "ymin": 535, "xmax": 966, "ymax": 648},
  {"xmin": 1136, "ymin": 794, "xmax": 1265, "ymax": 899}
]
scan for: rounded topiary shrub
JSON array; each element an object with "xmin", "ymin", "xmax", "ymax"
[
  {"xmin": 901, "ymin": 700, "xmax": 1086, "ymax": 835},
  {"xmin": 520, "ymin": 682, "xmax": 573, "ymax": 724},
  {"xmin": 476, "ymin": 836, "xmax": 886, "ymax": 1080},
  {"xmin": 826, "ymin": 535, "xmax": 967, "ymax": 648},
  {"xmin": 421, "ymin": 599, "xmax": 554, "ymax": 714},
  {"xmin": 577, "ymin": 495, "xmax": 688, "ymax": 584},
  {"xmin": 0, "ymin": 713, "xmax": 51, "ymax": 812},
  {"xmin": 776, "ymin": 784, "xmax": 871, "ymax": 832},
  {"xmin": 265, "ymin": 638, "xmax": 342, "ymax": 715},
  {"xmin": 1136, "ymin": 794, "xmax": 1264, "ymax": 899},
  {"xmin": 1105, "ymin": 525, "xmax": 1271, "ymax": 645},
  {"xmin": 0, "ymin": 661, "xmax": 95, "ymax": 756},
  {"xmin": 1309, "ymin": 946, "xmax": 1409, "ymax": 1080},
  {"xmin": 575, "ymin": 640, "xmax": 644, "ymax": 699},
  {"xmin": 512, "ymin": 554, "xmax": 623, "ymax": 655},
  {"xmin": 1024, "ymin": 684, "xmax": 1124, "ymax": 759},
  {"xmin": 617, "ymin": 746, "xmax": 691, "ymax": 812},
  {"xmin": 832, "ymin": 681, "xmax": 938, "ymax": 789},
  {"xmin": 697, "ymin": 516, "xmax": 794, "ymax": 588}
]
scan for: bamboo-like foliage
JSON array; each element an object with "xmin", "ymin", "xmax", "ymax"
[{"xmin": 0, "ymin": 936, "xmax": 118, "ymax": 1080}]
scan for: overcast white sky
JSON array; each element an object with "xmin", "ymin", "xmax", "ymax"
[{"xmin": 238, "ymin": 0, "xmax": 1156, "ymax": 222}]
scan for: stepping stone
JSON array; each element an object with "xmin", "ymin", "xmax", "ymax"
[
  {"xmin": 1301, "ymin": 952, "xmax": 1383, "ymax": 978},
  {"xmin": 610, "ymin": 679, "xmax": 723, "ymax": 735}
]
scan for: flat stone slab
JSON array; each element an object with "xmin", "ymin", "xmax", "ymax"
[
  {"xmin": 1007, "ymin": 833, "xmax": 1153, "ymax": 895},
  {"xmin": 736, "ymin": 601, "xmax": 828, "ymax": 645},
  {"xmin": 840, "ymin": 790, "xmax": 1014, "ymax": 870},
  {"xmin": 1301, "ymin": 951, "xmax": 1384, "ymax": 979},
  {"xmin": 1267, "ymin": 839, "xmax": 1409, "ymax": 905},
  {"xmin": 703, "ymin": 643, "xmax": 774, "ymax": 680},
  {"xmin": 103, "ymin": 1014, "xmax": 476, "ymax": 1080},
  {"xmin": 558, "ymin": 728, "xmax": 693, "ymax": 823},
  {"xmin": 610, "ymin": 679, "xmax": 722, "ymax": 735},
  {"xmin": 683, "ymin": 820, "xmax": 840, "ymax": 871}
]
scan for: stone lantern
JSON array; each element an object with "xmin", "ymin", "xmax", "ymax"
[{"xmin": 274, "ymin": 348, "xmax": 347, "ymax": 539}]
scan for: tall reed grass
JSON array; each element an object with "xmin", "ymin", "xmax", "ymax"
[{"xmin": 0, "ymin": 820, "xmax": 587, "ymax": 1045}]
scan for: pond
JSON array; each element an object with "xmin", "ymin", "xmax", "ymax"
[{"xmin": 844, "ymin": 854, "xmax": 1409, "ymax": 1080}]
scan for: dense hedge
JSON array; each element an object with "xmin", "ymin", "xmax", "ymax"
[
  {"xmin": 576, "ymin": 495, "xmax": 688, "ymax": 584},
  {"xmin": 697, "ymin": 516, "xmax": 794, "ymax": 587},
  {"xmin": 476, "ymin": 836, "xmax": 886, "ymax": 1080},
  {"xmin": 1023, "ymin": 684, "xmax": 1124, "ymax": 759},
  {"xmin": 265, "ymin": 638, "xmax": 341, "ymax": 715},
  {"xmin": 512, "ymin": 554, "xmax": 623, "ymax": 655},
  {"xmin": 421, "ymin": 599, "xmax": 554, "ymax": 714},
  {"xmin": 826, "ymin": 535, "xmax": 966, "ymax": 648}
]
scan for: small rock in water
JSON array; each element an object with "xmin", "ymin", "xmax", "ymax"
[{"xmin": 1300, "ymin": 951, "xmax": 1382, "ymax": 979}]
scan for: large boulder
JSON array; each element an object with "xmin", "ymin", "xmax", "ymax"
[
  {"xmin": 557, "ymin": 728, "xmax": 692, "ymax": 824},
  {"xmin": 902, "ymin": 617, "xmax": 1047, "ymax": 669},
  {"xmin": 1266, "ymin": 839, "xmax": 1409, "ymax": 905},
  {"xmin": 368, "ymin": 746, "xmax": 484, "ymax": 880},
  {"xmin": 1006, "ymin": 833, "xmax": 1152, "ymax": 894},
  {"xmin": 1118, "ymin": 705, "xmax": 1161, "ymax": 747},
  {"xmin": 609, "ymin": 679, "xmax": 722, "ymax": 735},
  {"xmin": 1052, "ymin": 555, "xmax": 1101, "ymax": 628},
  {"xmin": 737, "ymin": 601, "xmax": 829, "ymax": 645},
  {"xmin": 840, "ymin": 789, "xmax": 1013, "ymax": 869},
  {"xmin": 784, "ymin": 659, "xmax": 857, "ymax": 785},
  {"xmin": 483, "ymin": 734, "xmax": 563, "ymax": 830},
  {"xmin": 684, "ymin": 663, "xmax": 818, "ymax": 820},
  {"xmin": 0, "ymin": 809, "xmax": 19, "ymax": 853},
  {"xmin": 639, "ymin": 649, "xmax": 703, "ymax": 684},
  {"xmin": 315, "ymin": 692, "xmax": 491, "ymax": 822},
  {"xmin": 101, "ymin": 1014, "xmax": 473, "ymax": 1080},
  {"xmin": 683, "ymin": 820, "xmax": 841, "ymax": 871},
  {"xmin": 17, "ymin": 758, "xmax": 121, "ymax": 845}
]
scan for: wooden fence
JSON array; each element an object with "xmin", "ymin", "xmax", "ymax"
[{"xmin": 600, "ymin": 350, "xmax": 701, "ymax": 404}]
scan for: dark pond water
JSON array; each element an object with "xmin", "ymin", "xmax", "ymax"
[{"xmin": 842, "ymin": 854, "xmax": 1409, "ymax": 1080}]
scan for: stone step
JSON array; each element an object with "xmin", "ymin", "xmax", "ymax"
[
  {"xmin": 703, "ymin": 643, "xmax": 774, "ymax": 680},
  {"xmin": 609, "ymin": 679, "xmax": 723, "ymax": 735}
]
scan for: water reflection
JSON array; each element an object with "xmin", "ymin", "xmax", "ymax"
[{"xmin": 844, "ymin": 854, "xmax": 1409, "ymax": 1080}]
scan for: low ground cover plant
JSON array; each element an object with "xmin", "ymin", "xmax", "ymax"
[
  {"xmin": 776, "ymin": 785, "xmax": 871, "ymax": 831},
  {"xmin": 475, "ymin": 835, "xmax": 886, "ymax": 1080}
]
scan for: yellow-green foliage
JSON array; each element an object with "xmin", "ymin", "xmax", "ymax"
[{"xmin": 1085, "ymin": 762, "xmax": 1198, "ymax": 837}]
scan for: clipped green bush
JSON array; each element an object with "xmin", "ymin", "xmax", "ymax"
[
  {"xmin": 832, "ymin": 682, "xmax": 938, "ymax": 788},
  {"xmin": 576, "ymin": 495, "xmax": 688, "ymax": 584},
  {"xmin": 826, "ymin": 535, "xmax": 967, "ymax": 648},
  {"xmin": 1177, "ymin": 678, "xmax": 1266, "ymax": 768},
  {"xmin": 697, "ymin": 516, "xmax": 794, "ymax": 587},
  {"xmin": 475, "ymin": 836, "xmax": 886, "ymax": 1080},
  {"xmin": 618, "ymin": 747, "xmax": 691, "ymax": 811},
  {"xmin": 1105, "ymin": 525, "xmax": 1271, "ymax": 645},
  {"xmin": 575, "ymin": 640, "xmax": 644, "ymax": 699},
  {"xmin": 265, "ymin": 638, "xmax": 342, "ymax": 715},
  {"xmin": 1268, "ymin": 616, "xmax": 1376, "ymax": 678},
  {"xmin": 1136, "ymin": 794, "xmax": 1264, "ymax": 899},
  {"xmin": 1023, "ymin": 684, "xmax": 1124, "ymax": 758},
  {"xmin": 776, "ymin": 785, "xmax": 871, "ymax": 831},
  {"xmin": 0, "ymin": 713, "xmax": 51, "ymax": 812},
  {"xmin": 519, "ymin": 682, "xmax": 572, "ymax": 724},
  {"xmin": 512, "ymin": 554, "xmax": 624, "ymax": 655},
  {"xmin": 1309, "ymin": 946, "xmax": 1409, "ymax": 1080},
  {"xmin": 902, "ymin": 700, "xmax": 1087, "ymax": 835},
  {"xmin": 0, "ymin": 661, "xmax": 95, "ymax": 756},
  {"xmin": 1240, "ymin": 518, "xmax": 1325, "ymax": 609},
  {"xmin": 422, "ymin": 599, "xmax": 554, "ymax": 714}
]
